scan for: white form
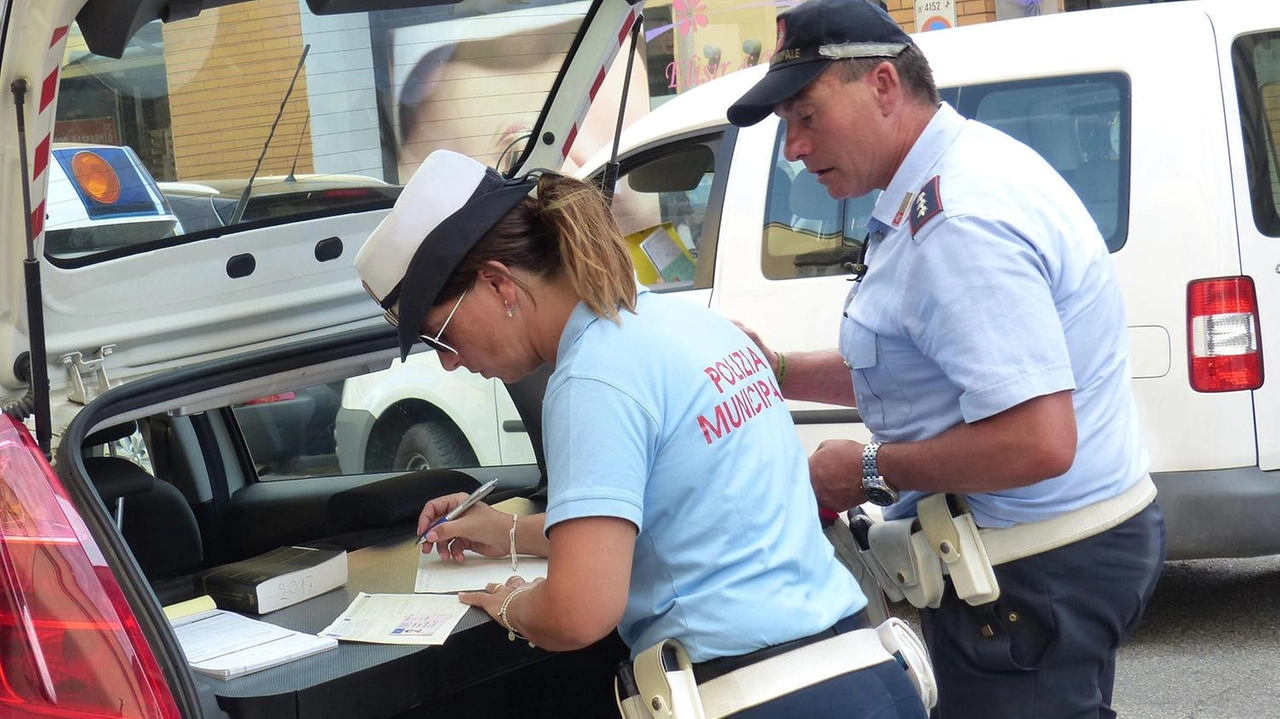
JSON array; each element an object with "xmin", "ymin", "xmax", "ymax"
[
  {"xmin": 319, "ymin": 592, "xmax": 471, "ymax": 645},
  {"xmin": 171, "ymin": 609, "xmax": 337, "ymax": 679},
  {"xmin": 414, "ymin": 551, "xmax": 549, "ymax": 593},
  {"xmin": 173, "ymin": 609, "xmax": 299, "ymax": 663}
]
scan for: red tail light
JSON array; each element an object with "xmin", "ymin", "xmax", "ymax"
[
  {"xmin": 0, "ymin": 415, "xmax": 181, "ymax": 718},
  {"xmin": 1187, "ymin": 276, "xmax": 1264, "ymax": 392}
]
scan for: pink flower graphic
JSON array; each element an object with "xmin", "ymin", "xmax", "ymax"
[{"xmin": 674, "ymin": 0, "xmax": 709, "ymax": 36}]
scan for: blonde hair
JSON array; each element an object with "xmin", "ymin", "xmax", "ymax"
[{"xmin": 440, "ymin": 173, "xmax": 637, "ymax": 320}]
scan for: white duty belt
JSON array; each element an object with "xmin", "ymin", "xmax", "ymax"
[
  {"xmin": 617, "ymin": 618, "xmax": 937, "ymax": 719},
  {"xmin": 942, "ymin": 473, "xmax": 1157, "ymax": 567},
  {"xmin": 864, "ymin": 475, "xmax": 1158, "ymax": 609}
]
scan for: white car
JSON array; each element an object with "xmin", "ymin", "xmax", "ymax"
[
  {"xmin": 334, "ymin": 353, "xmax": 535, "ymax": 473},
  {"xmin": 45, "ymin": 142, "xmax": 182, "ymax": 257}
]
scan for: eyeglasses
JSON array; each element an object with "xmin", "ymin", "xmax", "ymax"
[{"xmin": 364, "ymin": 281, "xmax": 467, "ymax": 355}]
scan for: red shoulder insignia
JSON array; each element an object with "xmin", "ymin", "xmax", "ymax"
[{"xmin": 909, "ymin": 175, "xmax": 944, "ymax": 236}]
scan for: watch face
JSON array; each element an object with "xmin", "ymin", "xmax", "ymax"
[{"xmin": 863, "ymin": 480, "xmax": 898, "ymax": 507}]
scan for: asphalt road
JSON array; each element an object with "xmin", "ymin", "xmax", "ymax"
[{"xmin": 1112, "ymin": 557, "xmax": 1280, "ymax": 718}]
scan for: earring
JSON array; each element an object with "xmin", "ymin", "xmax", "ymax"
[{"xmin": 506, "ymin": 305, "xmax": 516, "ymax": 318}]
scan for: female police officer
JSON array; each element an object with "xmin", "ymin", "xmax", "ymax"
[{"xmin": 354, "ymin": 148, "xmax": 926, "ymax": 718}]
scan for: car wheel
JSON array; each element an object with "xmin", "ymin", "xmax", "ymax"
[{"xmin": 392, "ymin": 421, "xmax": 477, "ymax": 471}]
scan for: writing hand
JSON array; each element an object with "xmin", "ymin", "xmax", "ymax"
[{"xmin": 417, "ymin": 493, "xmax": 510, "ymax": 562}]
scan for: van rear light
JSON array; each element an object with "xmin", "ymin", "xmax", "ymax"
[
  {"xmin": 0, "ymin": 415, "xmax": 180, "ymax": 719},
  {"xmin": 1187, "ymin": 276, "xmax": 1263, "ymax": 392}
]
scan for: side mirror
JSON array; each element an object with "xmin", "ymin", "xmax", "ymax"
[{"xmin": 625, "ymin": 146, "xmax": 715, "ymax": 193}]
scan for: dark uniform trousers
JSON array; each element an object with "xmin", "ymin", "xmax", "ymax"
[{"xmin": 920, "ymin": 501, "xmax": 1166, "ymax": 719}]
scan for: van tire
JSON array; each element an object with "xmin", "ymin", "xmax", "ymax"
[{"xmin": 393, "ymin": 421, "xmax": 477, "ymax": 471}]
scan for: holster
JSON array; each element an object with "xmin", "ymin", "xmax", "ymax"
[
  {"xmin": 866, "ymin": 517, "xmax": 945, "ymax": 609},
  {"xmin": 823, "ymin": 518, "xmax": 891, "ymax": 625},
  {"xmin": 916, "ymin": 494, "xmax": 1000, "ymax": 606},
  {"xmin": 860, "ymin": 494, "xmax": 1000, "ymax": 609},
  {"xmin": 876, "ymin": 617, "xmax": 938, "ymax": 711},
  {"xmin": 615, "ymin": 639, "xmax": 706, "ymax": 719}
]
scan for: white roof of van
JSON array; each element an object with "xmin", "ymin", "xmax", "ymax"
[{"xmin": 575, "ymin": 64, "xmax": 766, "ymax": 178}]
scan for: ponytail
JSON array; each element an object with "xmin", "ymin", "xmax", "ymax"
[
  {"xmin": 443, "ymin": 172, "xmax": 637, "ymax": 321},
  {"xmin": 535, "ymin": 174, "xmax": 637, "ymax": 320}
]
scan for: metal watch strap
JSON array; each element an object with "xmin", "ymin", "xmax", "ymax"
[{"xmin": 862, "ymin": 441, "xmax": 882, "ymax": 480}]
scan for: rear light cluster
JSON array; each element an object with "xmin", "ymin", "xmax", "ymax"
[
  {"xmin": 0, "ymin": 415, "xmax": 180, "ymax": 718},
  {"xmin": 1187, "ymin": 276, "xmax": 1264, "ymax": 392}
]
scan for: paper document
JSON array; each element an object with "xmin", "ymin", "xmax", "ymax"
[
  {"xmin": 638, "ymin": 225, "xmax": 697, "ymax": 283},
  {"xmin": 414, "ymin": 551, "xmax": 549, "ymax": 593},
  {"xmin": 164, "ymin": 594, "xmax": 216, "ymax": 622},
  {"xmin": 319, "ymin": 592, "xmax": 470, "ymax": 645},
  {"xmin": 172, "ymin": 608, "xmax": 336, "ymax": 679}
]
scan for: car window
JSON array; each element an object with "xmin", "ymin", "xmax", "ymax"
[
  {"xmin": 51, "ymin": 1, "xmax": 592, "ymax": 263},
  {"xmin": 1233, "ymin": 31, "xmax": 1280, "ymax": 237},
  {"xmin": 607, "ymin": 137, "xmax": 722, "ymax": 291},
  {"xmin": 761, "ymin": 130, "xmax": 874, "ymax": 281},
  {"xmin": 956, "ymin": 73, "xmax": 1131, "ymax": 251},
  {"xmin": 232, "ymin": 353, "xmax": 535, "ymax": 481}
]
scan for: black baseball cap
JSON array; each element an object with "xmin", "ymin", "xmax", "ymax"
[{"xmin": 727, "ymin": 0, "xmax": 912, "ymax": 127}]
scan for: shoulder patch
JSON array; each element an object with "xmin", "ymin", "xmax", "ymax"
[{"xmin": 909, "ymin": 175, "xmax": 944, "ymax": 236}]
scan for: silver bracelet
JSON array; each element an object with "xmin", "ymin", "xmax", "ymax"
[
  {"xmin": 509, "ymin": 513, "xmax": 519, "ymax": 573},
  {"xmin": 498, "ymin": 585, "xmax": 535, "ymax": 646}
]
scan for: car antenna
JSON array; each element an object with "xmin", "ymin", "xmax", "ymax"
[
  {"xmin": 230, "ymin": 43, "xmax": 310, "ymax": 225},
  {"xmin": 285, "ymin": 121, "xmax": 309, "ymax": 183},
  {"xmin": 9, "ymin": 78, "xmax": 54, "ymax": 459},
  {"xmin": 599, "ymin": 15, "xmax": 643, "ymax": 208}
]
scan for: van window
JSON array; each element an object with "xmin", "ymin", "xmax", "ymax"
[
  {"xmin": 761, "ymin": 131, "xmax": 874, "ymax": 281},
  {"xmin": 957, "ymin": 73, "xmax": 1131, "ymax": 251},
  {"xmin": 1233, "ymin": 31, "xmax": 1280, "ymax": 237},
  {"xmin": 608, "ymin": 137, "xmax": 722, "ymax": 291},
  {"xmin": 759, "ymin": 74, "xmax": 1130, "ymax": 280}
]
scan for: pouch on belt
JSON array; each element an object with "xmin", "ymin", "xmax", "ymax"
[{"xmin": 866, "ymin": 517, "xmax": 945, "ymax": 609}]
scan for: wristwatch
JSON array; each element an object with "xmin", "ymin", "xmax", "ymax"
[{"xmin": 861, "ymin": 441, "xmax": 900, "ymax": 507}]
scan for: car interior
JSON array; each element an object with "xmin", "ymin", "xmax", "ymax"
[
  {"xmin": 69, "ymin": 338, "xmax": 550, "ymax": 605},
  {"xmin": 59, "ymin": 326, "xmax": 631, "ymax": 717}
]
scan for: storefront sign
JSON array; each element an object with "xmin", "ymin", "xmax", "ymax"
[{"xmin": 55, "ymin": 117, "xmax": 119, "ymax": 146}]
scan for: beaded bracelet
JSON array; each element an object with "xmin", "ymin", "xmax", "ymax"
[{"xmin": 498, "ymin": 585, "xmax": 535, "ymax": 646}]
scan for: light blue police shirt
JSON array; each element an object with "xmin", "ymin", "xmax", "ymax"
[
  {"xmin": 544, "ymin": 289, "xmax": 864, "ymax": 662},
  {"xmin": 840, "ymin": 103, "xmax": 1149, "ymax": 528}
]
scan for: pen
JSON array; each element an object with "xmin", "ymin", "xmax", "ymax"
[{"xmin": 415, "ymin": 478, "xmax": 499, "ymax": 547}]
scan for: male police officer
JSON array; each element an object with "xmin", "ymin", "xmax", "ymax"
[{"xmin": 727, "ymin": 0, "xmax": 1166, "ymax": 717}]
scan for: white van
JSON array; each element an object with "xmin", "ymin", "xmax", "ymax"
[{"xmin": 578, "ymin": 0, "xmax": 1280, "ymax": 561}]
